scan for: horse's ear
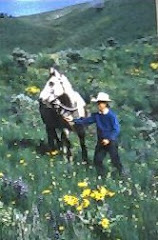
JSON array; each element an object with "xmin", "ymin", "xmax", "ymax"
[
  {"xmin": 50, "ymin": 67, "xmax": 55, "ymax": 76},
  {"xmin": 49, "ymin": 67, "xmax": 61, "ymax": 79}
]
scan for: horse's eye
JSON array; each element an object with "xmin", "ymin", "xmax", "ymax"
[{"xmin": 49, "ymin": 82, "xmax": 54, "ymax": 87}]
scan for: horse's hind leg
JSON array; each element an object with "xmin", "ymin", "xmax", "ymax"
[
  {"xmin": 61, "ymin": 129, "xmax": 73, "ymax": 162},
  {"xmin": 76, "ymin": 126, "xmax": 88, "ymax": 164}
]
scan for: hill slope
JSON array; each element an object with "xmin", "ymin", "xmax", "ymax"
[{"xmin": 0, "ymin": 0, "xmax": 156, "ymax": 57}]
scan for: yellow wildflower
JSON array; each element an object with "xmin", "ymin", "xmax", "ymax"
[
  {"xmin": 78, "ymin": 181, "xmax": 88, "ymax": 188},
  {"xmin": 99, "ymin": 186, "xmax": 108, "ymax": 196},
  {"xmin": 90, "ymin": 190, "xmax": 104, "ymax": 201},
  {"xmin": 59, "ymin": 226, "xmax": 65, "ymax": 231},
  {"xmin": 6, "ymin": 154, "xmax": 11, "ymax": 158},
  {"xmin": 0, "ymin": 172, "xmax": 4, "ymax": 178},
  {"xmin": 129, "ymin": 68, "xmax": 141, "ymax": 76},
  {"xmin": 20, "ymin": 159, "xmax": 25, "ymax": 164},
  {"xmin": 50, "ymin": 150, "xmax": 59, "ymax": 156},
  {"xmin": 76, "ymin": 199, "xmax": 90, "ymax": 211},
  {"xmin": 63, "ymin": 195, "xmax": 79, "ymax": 206},
  {"xmin": 76, "ymin": 205, "xmax": 83, "ymax": 211},
  {"xmin": 99, "ymin": 186, "xmax": 115, "ymax": 197},
  {"xmin": 45, "ymin": 213, "xmax": 51, "ymax": 220},
  {"xmin": 100, "ymin": 218, "xmax": 110, "ymax": 229},
  {"xmin": 82, "ymin": 199, "xmax": 90, "ymax": 208},
  {"xmin": 107, "ymin": 191, "xmax": 115, "ymax": 197},
  {"xmin": 134, "ymin": 68, "xmax": 140, "ymax": 73},
  {"xmin": 47, "ymin": 150, "xmax": 59, "ymax": 156},
  {"xmin": 25, "ymin": 86, "xmax": 40, "ymax": 95},
  {"xmin": 42, "ymin": 189, "xmax": 51, "ymax": 195},
  {"xmin": 29, "ymin": 173, "xmax": 35, "ymax": 180},
  {"xmin": 81, "ymin": 188, "xmax": 91, "ymax": 198},
  {"xmin": 150, "ymin": 62, "xmax": 158, "ymax": 70}
]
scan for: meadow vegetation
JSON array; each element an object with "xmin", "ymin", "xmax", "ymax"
[
  {"xmin": 0, "ymin": 0, "xmax": 158, "ymax": 239},
  {"xmin": 0, "ymin": 35, "xmax": 158, "ymax": 239}
]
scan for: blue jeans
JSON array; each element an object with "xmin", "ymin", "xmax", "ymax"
[{"xmin": 94, "ymin": 140, "xmax": 123, "ymax": 176}]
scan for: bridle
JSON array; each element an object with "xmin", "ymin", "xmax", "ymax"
[
  {"xmin": 50, "ymin": 73, "xmax": 78, "ymax": 112},
  {"xmin": 53, "ymin": 100, "xmax": 78, "ymax": 112}
]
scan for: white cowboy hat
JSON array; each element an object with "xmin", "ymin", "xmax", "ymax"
[{"xmin": 91, "ymin": 92, "xmax": 112, "ymax": 102}]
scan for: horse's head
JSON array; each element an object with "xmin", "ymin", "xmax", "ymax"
[{"xmin": 39, "ymin": 68, "xmax": 73, "ymax": 104}]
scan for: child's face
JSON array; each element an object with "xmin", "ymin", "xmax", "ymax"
[{"xmin": 97, "ymin": 101, "xmax": 107, "ymax": 112}]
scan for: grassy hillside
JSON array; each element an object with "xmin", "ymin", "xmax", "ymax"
[
  {"xmin": 0, "ymin": 0, "xmax": 156, "ymax": 57},
  {"xmin": 0, "ymin": 36, "xmax": 158, "ymax": 239},
  {"xmin": 0, "ymin": 0, "xmax": 157, "ymax": 238}
]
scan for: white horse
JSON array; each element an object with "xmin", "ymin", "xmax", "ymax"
[{"xmin": 39, "ymin": 68, "xmax": 88, "ymax": 162}]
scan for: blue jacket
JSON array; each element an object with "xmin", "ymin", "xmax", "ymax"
[{"xmin": 74, "ymin": 109, "xmax": 120, "ymax": 141}]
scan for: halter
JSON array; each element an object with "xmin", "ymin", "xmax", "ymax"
[{"xmin": 53, "ymin": 73, "xmax": 78, "ymax": 112}]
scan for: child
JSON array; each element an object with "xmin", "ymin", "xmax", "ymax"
[{"xmin": 65, "ymin": 92, "xmax": 124, "ymax": 176}]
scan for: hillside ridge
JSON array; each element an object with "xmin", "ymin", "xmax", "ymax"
[{"xmin": 0, "ymin": 0, "xmax": 156, "ymax": 57}]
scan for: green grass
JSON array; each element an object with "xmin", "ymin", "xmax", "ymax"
[
  {"xmin": 0, "ymin": 36, "xmax": 158, "ymax": 239},
  {"xmin": 0, "ymin": 0, "xmax": 156, "ymax": 58}
]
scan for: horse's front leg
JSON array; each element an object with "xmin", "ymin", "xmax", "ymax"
[
  {"xmin": 39, "ymin": 103, "xmax": 61, "ymax": 153},
  {"xmin": 46, "ymin": 126, "xmax": 60, "ymax": 152},
  {"xmin": 61, "ymin": 129, "xmax": 73, "ymax": 162},
  {"xmin": 76, "ymin": 125, "xmax": 88, "ymax": 164}
]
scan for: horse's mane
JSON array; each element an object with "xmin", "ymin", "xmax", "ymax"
[{"xmin": 61, "ymin": 74, "xmax": 73, "ymax": 94}]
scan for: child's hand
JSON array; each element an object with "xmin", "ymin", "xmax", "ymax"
[
  {"xmin": 64, "ymin": 116, "xmax": 74, "ymax": 122},
  {"xmin": 102, "ymin": 139, "xmax": 110, "ymax": 146}
]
